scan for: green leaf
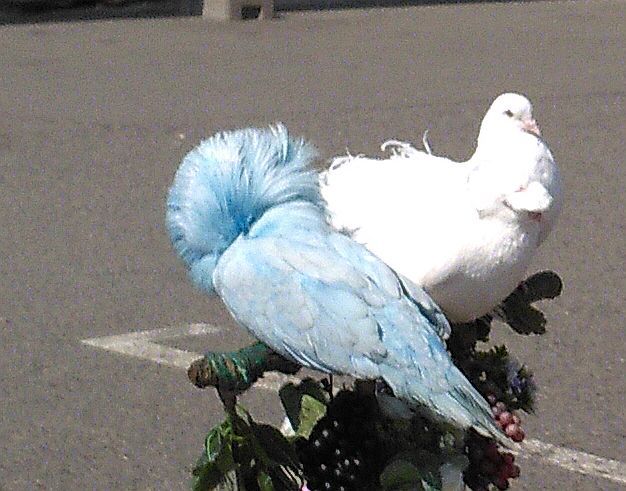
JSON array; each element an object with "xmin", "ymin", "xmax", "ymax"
[
  {"xmin": 215, "ymin": 438, "xmax": 236, "ymax": 475},
  {"xmin": 192, "ymin": 453, "xmax": 239, "ymax": 491},
  {"xmin": 380, "ymin": 453, "xmax": 445, "ymax": 491},
  {"xmin": 234, "ymin": 404, "xmax": 253, "ymax": 424},
  {"xmin": 380, "ymin": 460, "xmax": 429, "ymax": 490},
  {"xmin": 296, "ymin": 395, "xmax": 327, "ymax": 439},
  {"xmin": 203, "ymin": 420, "xmax": 238, "ymax": 475},
  {"xmin": 205, "ymin": 423, "xmax": 228, "ymax": 463},
  {"xmin": 191, "ymin": 419, "xmax": 243, "ymax": 490},
  {"xmin": 257, "ymin": 471, "xmax": 275, "ymax": 491},
  {"xmin": 213, "ymin": 470, "xmax": 241, "ymax": 491},
  {"xmin": 191, "ymin": 452, "xmax": 214, "ymax": 491},
  {"xmin": 252, "ymin": 423, "xmax": 300, "ymax": 468},
  {"xmin": 279, "ymin": 378, "xmax": 329, "ymax": 435}
]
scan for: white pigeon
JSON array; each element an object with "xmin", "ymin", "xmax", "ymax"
[{"xmin": 320, "ymin": 93, "xmax": 562, "ymax": 322}]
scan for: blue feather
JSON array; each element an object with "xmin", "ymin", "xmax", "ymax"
[
  {"xmin": 167, "ymin": 124, "xmax": 510, "ymax": 447},
  {"xmin": 166, "ymin": 124, "xmax": 322, "ymax": 294}
]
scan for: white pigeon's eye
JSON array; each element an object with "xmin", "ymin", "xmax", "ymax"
[{"xmin": 504, "ymin": 110, "xmax": 514, "ymax": 117}]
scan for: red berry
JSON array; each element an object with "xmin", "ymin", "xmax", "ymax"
[
  {"xmin": 512, "ymin": 428, "xmax": 525, "ymax": 443},
  {"xmin": 501, "ymin": 462, "xmax": 521, "ymax": 479},
  {"xmin": 500, "ymin": 463, "xmax": 514, "ymax": 479},
  {"xmin": 498, "ymin": 411, "xmax": 513, "ymax": 426},
  {"xmin": 502, "ymin": 453, "xmax": 515, "ymax": 465},
  {"xmin": 511, "ymin": 414, "xmax": 521, "ymax": 425},
  {"xmin": 494, "ymin": 476, "xmax": 510, "ymax": 490},
  {"xmin": 505, "ymin": 423, "xmax": 520, "ymax": 438},
  {"xmin": 505, "ymin": 423, "xmax": 525, "ymax": 442},
  {"xmin": 492, "ymin": 405, "xmax": 503, "ymax": 417}
]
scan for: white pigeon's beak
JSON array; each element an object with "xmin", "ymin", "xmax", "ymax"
[{"xmin": 522, "ymin": 118, "xmax": 541, "ymax": 137}]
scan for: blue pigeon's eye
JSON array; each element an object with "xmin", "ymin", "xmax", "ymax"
[{"xmin": 504, "ymin": 110, "xmax": 514, "ymax": 117}]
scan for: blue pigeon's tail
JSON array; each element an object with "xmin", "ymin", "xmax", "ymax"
[
  {"xmin": 442, "ymin": 381, "xmax": 514, "ymax": 448},
  {"xmin": 382, "ymin": 363, "xmax": 513, "ymax": 448},
  {"xmin": 166, "ymin": 124, "xmax": 323, "ymax": 294}
]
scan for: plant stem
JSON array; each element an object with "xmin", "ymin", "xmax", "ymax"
[{"xmin": 188, "ymin": 342, "xmax": 301, "ymax": 394}]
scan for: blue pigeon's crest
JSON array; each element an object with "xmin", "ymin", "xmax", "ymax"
[{"xmin": 166, "ymin": 124, "xmax": 323, "ymax": 293}]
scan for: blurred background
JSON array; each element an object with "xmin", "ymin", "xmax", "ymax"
[{"xmin": 2, "ymin": 0, "xmax": 532, "ymax": 24}]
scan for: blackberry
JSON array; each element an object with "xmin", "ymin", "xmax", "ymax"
[{"xmin": 297, "ymin": 390, "xmax": 384, "ymax": 490}]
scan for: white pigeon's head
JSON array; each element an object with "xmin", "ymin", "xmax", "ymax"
[{"xmin": 476, "ymin": 93, "xmax": 541, "ymax": 148}]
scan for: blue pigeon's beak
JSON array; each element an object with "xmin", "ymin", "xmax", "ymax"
[{"xmin": 523, "ymin": 118, "xmax": 541, "ymax": 137}]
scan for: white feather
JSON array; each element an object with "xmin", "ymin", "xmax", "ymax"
[{"xmin": 320, "ymin": 93, "xmax": 562, "ymax": 322}]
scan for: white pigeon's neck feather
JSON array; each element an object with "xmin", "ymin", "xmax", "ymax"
[{"xmin": 471, "ymin": 127, "xmax": 533, "ymax": 164}]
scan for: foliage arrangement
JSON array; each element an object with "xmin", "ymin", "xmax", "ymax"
[{"xmin": 189, "ymin": 271, "xmax": 562, "ymax": 491}]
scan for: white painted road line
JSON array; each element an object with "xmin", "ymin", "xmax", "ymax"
[
  {"xmin": 520, "ymin": 439, "xmax": 626, "ymax": 485},
  {"xmin": 82, "ymin": 324, "xmax": 626, "ymax": 485},
  {"xmin": 81, "ymin": 323, "xmax": 301, "ymax": 391},
  {"xmin": 82, "ymin": 323, "xmax": 219, "ymax": 369}
]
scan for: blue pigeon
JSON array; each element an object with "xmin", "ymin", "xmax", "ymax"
[{"xmin": 167, "ymin": 124, "xmax": 509, "ymax": 446}]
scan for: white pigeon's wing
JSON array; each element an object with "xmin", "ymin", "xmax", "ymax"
[{"xmin": 321, "ymin": 152, "xmax": 468, "ymax": 235}]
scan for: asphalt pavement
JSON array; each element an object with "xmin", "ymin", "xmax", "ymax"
[{"xmin": 0, "ymin": 1, "xmax": 624, "ymax": 489}]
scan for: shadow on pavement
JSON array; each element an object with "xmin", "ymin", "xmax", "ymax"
[
  {"xmin": 1, "ymin": 0, "xmax": 195, "ymax": 25},
  {"xmin": 1, "ymin": 0, "xmax": 534, "ymax": 25}
]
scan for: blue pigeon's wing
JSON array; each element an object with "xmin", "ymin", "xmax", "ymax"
[
  {"xmin": 214, "ymin": 227, "xmax": 389, "ymax": 375},
  {"xmin": 212, "ymin": 204, "xmax": 502, "ymax": 441},
  {"xmin": 327, "ymin": 233, "xmax": 451, "ymax": 341},
  {"xmin": 396, "ymin": 274, "xmax": 451, "ymax": 340}
]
